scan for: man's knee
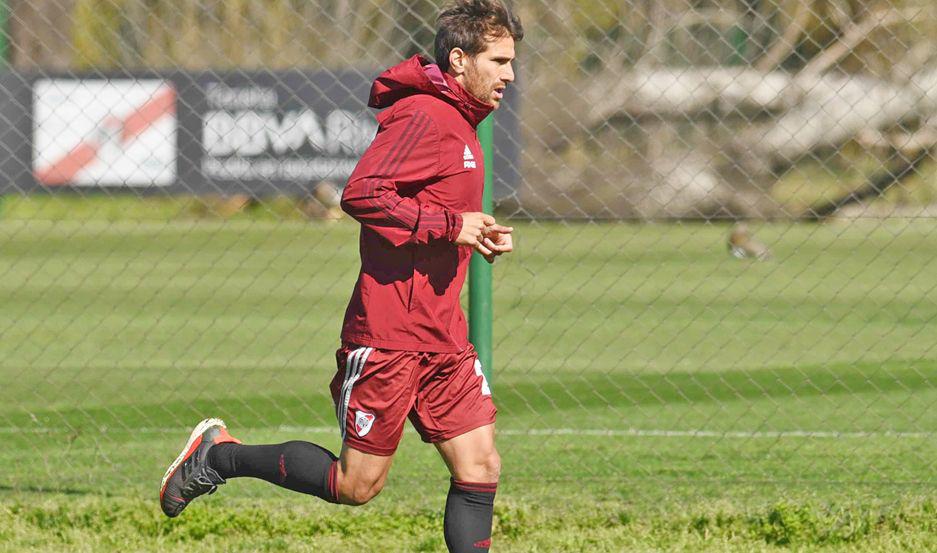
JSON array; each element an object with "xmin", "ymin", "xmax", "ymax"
[
  {"xmin": 439, "ymin": 426, "xmax": 502, "ymax": 484},
  {"xmin": 335, "ymin": 445, "xmax": 394, "ymax": 506},
  {"xmin": 456, "ymin": 447, "xmax": 501, "ymax": 484},
  {"xmin": 481, "ymin": 449, "xmax": 501, "ymax": 482},
  {"xmin": 339, "ymin": 478, "xmax": 384, "ymax": 506},
  {"xmin": 336, "ymin": 469, "xmax": 386, "ymax": 506}
]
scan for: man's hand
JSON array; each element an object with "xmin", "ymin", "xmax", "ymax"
[
  {"xmin": 455, "ymin": 212, "xmax": 495, "ymax": 247},
  {"xmin": 477, "ymin": 226, "xmax": 513, "ymax": 263},
  {"xmin": 455, "ymin": 212, "xmax": 513, "ymax": 263}
]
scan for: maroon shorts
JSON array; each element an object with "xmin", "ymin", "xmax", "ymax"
[{"xmin": 330, "ymin": 343, "xmax": 497, "ymax": 456}]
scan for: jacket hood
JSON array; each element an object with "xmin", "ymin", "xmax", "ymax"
[{"xmin": 368, "ymin": 55, "xmax": 493, "ymax": 128}]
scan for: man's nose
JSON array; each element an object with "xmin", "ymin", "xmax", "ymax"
[{"xmin": 502, "ymin": 63, "xmax": 515, "ymax": 83}]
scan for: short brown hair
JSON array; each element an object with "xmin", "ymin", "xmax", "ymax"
[{"xmin": 434, "ymin": 0, "xmax": 524, "ymax": 73}]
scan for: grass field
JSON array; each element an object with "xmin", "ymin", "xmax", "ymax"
[{"xmin": 2, "ymin": 216, "xmax": 937, "ymax": 551}]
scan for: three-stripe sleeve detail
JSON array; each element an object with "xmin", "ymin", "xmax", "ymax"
[{"xmin": 364, "ymin": 111, "xmax": 433, "ymax": 229}]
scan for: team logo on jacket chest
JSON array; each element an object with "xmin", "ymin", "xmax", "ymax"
[
  {"xmin": 355, "ymin": 410, "xmax": 376, "ymax": 437},
  {"xmin": 463, "ymin": 145, "xmax": 476, "ymax": 169}
]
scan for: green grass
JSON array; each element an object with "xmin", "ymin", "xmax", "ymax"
[{"xmin": 2, "ymin": 217, "xmax": 937, "ymax": 550}]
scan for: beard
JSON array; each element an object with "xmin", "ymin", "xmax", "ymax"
[{"xmin": 463, "ymin": 64, "xmax": 495, "ymax": 106}]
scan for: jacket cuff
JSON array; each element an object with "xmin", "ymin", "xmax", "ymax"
[
  {"xmin": 413, "ymin": 208, "xmax": 456, "ymax": 244},
  {"xmin": 446, "ymin": 212, "xmax": 463, "ymax": 243}
]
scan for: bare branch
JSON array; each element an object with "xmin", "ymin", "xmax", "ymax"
[{"xmin": 755, "ymin": 0, "xmax": 813, "ymax": 72}]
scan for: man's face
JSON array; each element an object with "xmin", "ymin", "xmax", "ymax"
[{"xmin": 461, "ymin": 35, "xmax": 516, "ymax": 109}]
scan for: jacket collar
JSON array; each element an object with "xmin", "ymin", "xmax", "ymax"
[{"xmin": 368, "ymin": 55, "xmax": 493, "ymax": 128}]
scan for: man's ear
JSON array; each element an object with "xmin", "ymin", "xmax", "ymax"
[{"xmin": 448, "ymin": 47, "xmax": 468, "ymax": 76}]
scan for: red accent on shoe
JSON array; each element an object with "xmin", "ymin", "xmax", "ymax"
[
  {"xmin": 159, "ymin": 435, "xmax": 204, "ymax": 501},
  {"xmin": 184, "ymin": 436, "xmax": 204, "ymax": 460},
  {"xmin": 213, "ymin": 427, "xmax": 242, "ymax": 445},
  {"xmin": 473, "ymin": 538, "xmax": 491, "ymax": 548}
]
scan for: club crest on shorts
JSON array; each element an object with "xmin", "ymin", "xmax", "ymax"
[{"xmin": 355, "ymin": 410, "xmax": 376, "ymax": 437}]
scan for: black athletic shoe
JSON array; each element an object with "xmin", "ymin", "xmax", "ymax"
[{"xmin": 159, "ymin": 418, "xmax": 241, "ymax": 518}]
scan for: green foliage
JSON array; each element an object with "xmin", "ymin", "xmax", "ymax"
[
  {"xmin": 71, "ymin": 0, "xmax": 125, "ymax": 70},
  {"xmin": 5, "ymin": 496, "xmax": 937, "ymax": 550}
]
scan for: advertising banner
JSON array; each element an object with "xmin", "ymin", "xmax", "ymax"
[
  {"xmin": 33, "ymin": 79, "xmax": 177, "ymax": 187},
  {"xmin": 0, "ymin": 69, "xmax": 520, "ymax": 198},
  {"xmin": 184, "ymin": 71, "xmax": 377, "ymax": 196}
]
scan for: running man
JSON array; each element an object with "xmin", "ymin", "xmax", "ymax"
[{"xmin": 159, "ymin": 1, "xmax": 523, "ymax": 551}]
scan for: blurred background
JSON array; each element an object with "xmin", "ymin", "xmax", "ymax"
[
  {"xmin": 4, "ymin": 0, "xmax": 935, "ymax": 219},
  {"xmin": 2, "ymin": 1, "xmax": 937, "ymax": 551}
]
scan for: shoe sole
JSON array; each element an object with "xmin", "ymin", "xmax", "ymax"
[{"xmin": 159, "ymin": 417, "xmax": 225, "ymax": 501}]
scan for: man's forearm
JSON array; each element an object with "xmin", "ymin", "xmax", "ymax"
[{"xmin": 341, "ymin": 180, "xmax": 463, "ymax": 247}]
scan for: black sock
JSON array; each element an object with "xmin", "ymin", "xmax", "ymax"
[
  {"xmin": 444, "ymin": 479, "xmax": 497, "ymax": 553},
  {"xmin": 207, "ymin": 441, "xmax": 339, "ymax": 503}
]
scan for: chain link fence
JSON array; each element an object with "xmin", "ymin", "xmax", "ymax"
[{"xmin": 3, "ymin": 0, "xmax": 937, "ymax": 519}]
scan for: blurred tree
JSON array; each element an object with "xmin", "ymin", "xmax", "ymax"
[{"xmin": 9, "ymin": 0, "xmax": 75, "ymax": 69}]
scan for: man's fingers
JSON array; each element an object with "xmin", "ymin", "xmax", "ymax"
[
  {"xmin": 474, "ymin": 242, "xmax": 493, "ymax": 257},
  {"xmin": 482, "ymin": 237, "xmax": 508, "ymax": 254},
  {"xmin": 485, "ymin": 224, "xmax": 513, "ymax": 235},
  {"xmin": 475, "ymin": 240, "xmax": 497, "ymax": 263},
  {"xmin": 456, "ymin": 212, "xmax": 514, "ymax": 257}
]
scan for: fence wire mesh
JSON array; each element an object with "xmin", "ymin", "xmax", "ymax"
[{"xmin": 3, "ymin": 0, "xmax": 937, "ymax": 525}]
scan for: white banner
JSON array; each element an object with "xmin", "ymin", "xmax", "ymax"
[{"xmin": 33, "ymin": 79, "xmax": 177, "ymax": 187}]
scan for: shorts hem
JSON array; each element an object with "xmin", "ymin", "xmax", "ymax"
[
  {"xmin": 421, "ymin": 416, "xmax": 497, "ymax": 444},
  {"xmin": 343, "ymin": 438, "xmax": 398, "ymax": 457}
]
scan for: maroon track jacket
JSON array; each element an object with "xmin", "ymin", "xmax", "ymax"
[{"xmin": 340, "ymin": 55, "xmax": 494, "ymax": 353}]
